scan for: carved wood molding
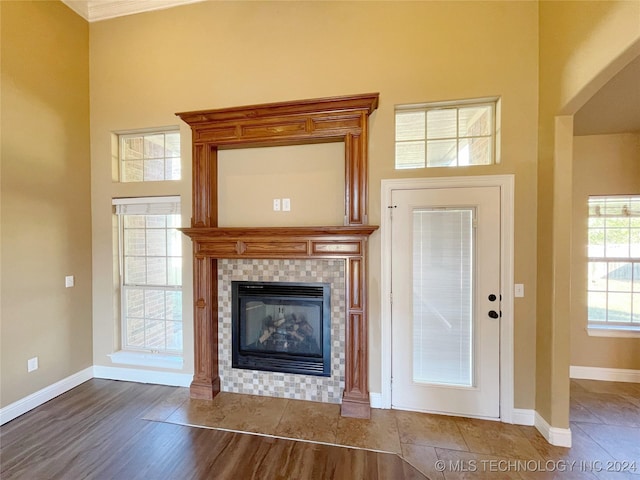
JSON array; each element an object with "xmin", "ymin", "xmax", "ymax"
[
  {"xmin": 180, "ymin": 226, "xmax": 378, "ymax": 259},
  {"xmin": 177, "ymin": 93, "xmax": 378, "ymax": 227},
  {"xmin": 177, "ymin": 93, "xmax": 378, "ymax": 148},
  {"xmin": 177, "ymin": 93, "xmax": 379, "ymax": 418}
]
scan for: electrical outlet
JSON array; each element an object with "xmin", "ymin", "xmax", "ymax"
[
  {"xmin": 27, "ymin": 357, "xmax": 38, "ymax": 372},
  {"xmin": 282, "ymin": 198, "xmax": 291, "ymax": 211},
  {"xmin": 65, "ymin": 275, "xmax": 74, "ymax": 288},
  {"xmin": 273, "ymin": 198, "xmax": 281, "ymax": 211}
]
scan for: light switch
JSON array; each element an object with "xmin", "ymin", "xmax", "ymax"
[
  {"xmin": 65, "ymin": 275, "xmax": 74, "ymax": 288},
  {"xmin": 515, "ymin": 284, "xmax": 524, "ymax": 298}
]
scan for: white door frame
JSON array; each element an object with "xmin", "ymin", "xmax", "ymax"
[{"xmin": 380, "ymin": 174, "xmax": 515, "ymax": 422}]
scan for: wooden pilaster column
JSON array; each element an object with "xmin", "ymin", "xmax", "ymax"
[
  {"xmin": 190, "ymin": 256, "xmax": 220, "ymax": 399},
  {"xmin": 191, "ymin": 144, "xmax": 218, "ymax": 228},
  {"xmin": 342, "ymin": 115, "xmax": 371, "ymax": 418},
  {"xmin": 344, "ymin": 127, "xmax": 368, "ymax": 226},
  {"xmin": 189, "ymin": 143, "xmax": 220, "ymax": 399},
  {"xmin": 341, "ymin": 244, "xmax": 370, "ymax": 418}
]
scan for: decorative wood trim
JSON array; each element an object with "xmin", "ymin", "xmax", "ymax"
[
  {"xmin": 181, "ymin": 227, "xmax": 378, "ymax": 260},
  {"xmin": 177, "ymin": 94, "xmax": 378, "ymax": 227},
  {"xmin": 191, "ymin": 144, "xmax": 217, "ymax": 227},
  {"xmin": 181, "ymin": 226, "xmax": 379, "ymax": 237},
  {"xmin": 190, "ymin": 257, "xmax": 220, "ymax": 400},
  {"xmin": 177, "ymin": 93, "xmax": 379, "ymax": 418},
  {"xmin": 341, "ymin": 254, "xmax": 370, "ymax": 417},
  {"xmin": 177, "ymin": 93, "xmax": 378, "ymax": 128}
]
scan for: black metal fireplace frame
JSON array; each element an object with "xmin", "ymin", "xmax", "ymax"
[{"xmin": 231, "ymin": 281, "xmax": 331, "ymax": 377}]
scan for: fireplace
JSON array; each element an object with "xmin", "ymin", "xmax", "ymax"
[
  {"xmin": 232, "ymin": 281, "xmax": 331, "ymax": 377},
  {"xmin": 177, "ymin": 93, "xmax": 379, "ymax": 418}
]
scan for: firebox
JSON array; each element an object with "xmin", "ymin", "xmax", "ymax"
[{"xmin": 231, "ymin": 281, "xmax": 331, "ymax": 377}]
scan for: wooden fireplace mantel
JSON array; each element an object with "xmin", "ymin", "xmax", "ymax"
[
  {"xmin": 180, "ymin": 226, "xmax": 379, "ymax": 258},
  {"xmin": 177, "ymin": 93, "xmax": 379, "ymax": 418}
]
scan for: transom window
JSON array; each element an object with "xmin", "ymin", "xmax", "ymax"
[
  {"xmin": 587, "ymin": 195, "xmax": 640, "ymax": 329},
  {"xmin": 395, "ymin": 98, "xmax": 499, "ymax": 169},
  {"xmin": 119, "ymin": 130, "xmax": 181, "ymax": 182},
  {"xmin": 114, "ymin": 197, "xmax": 183, "ymax": 354}
]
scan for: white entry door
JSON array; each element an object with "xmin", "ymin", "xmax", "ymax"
[{"xmin": 391, "ymin": 186, "xmax": 501, "ymax": 418}]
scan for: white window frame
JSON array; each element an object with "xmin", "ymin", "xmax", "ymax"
[
  {"xmin": 586, "ymin": 195, "xmax": 640, "ymax": 337},
  {"xmin": 395, "ymin": 97, "xmax": 500, "ymax": 169},
  {"xmin": 118, "ymin": 129, "xmax": 181, "ymax": 182},
  {"xmin": 113, "ymin": 196, "xmax": 184, "ymax": 355}
]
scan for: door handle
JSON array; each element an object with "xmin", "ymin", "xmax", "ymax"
[{"xmin": 488, "ymin": 310, "xmax": 500, "ymax": 319}]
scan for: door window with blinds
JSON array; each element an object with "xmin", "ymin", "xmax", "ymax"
[
  {"xmin": 413, "ymin": 208, "xmax": 475, "ymax": 386},
  {"xmin": 114, "ymin": 197, "xmax": 183, "ymax": 354},
  {"xmin": 587, "ymin": 195, "xmax": 640, "ymax": 329},
  {"xmin": 395, "ymin": 98, "xmax": 499, "ymax": 169}
]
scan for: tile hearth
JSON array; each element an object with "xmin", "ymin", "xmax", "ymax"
[{"xmin": 144, "ymin": 379, "xmax": 640, "ymax": 479}]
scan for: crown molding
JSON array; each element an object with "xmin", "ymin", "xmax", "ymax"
[
  {"xmin": 62, "ymin": 0, "xmax": 206, "ymax": 23},
  {"xmin": 61, "ymin": 1, "xmax": 90, "ymax": 21}
]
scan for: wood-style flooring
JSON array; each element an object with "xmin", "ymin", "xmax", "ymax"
[
  {"xmin": 144, "ymin": 379, "xmax": 640, "ymax": 479},
  {"xmin": 0, "ymin": 379, "xmax": 425, "ymax": 480},
  {"xmin": 2, "ymin": 379, "xmax": 639, "ymax": 479}
]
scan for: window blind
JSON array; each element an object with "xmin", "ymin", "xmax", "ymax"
[{"xmin": 113, "ymin": 196, "xmax": 181, "ymax": 215}]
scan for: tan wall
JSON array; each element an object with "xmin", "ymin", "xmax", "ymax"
[
  {"xmin": 571, "ymin": 133, "xmax": 640, "ymax": 369},
  {"xmin": 545, "ymin": 1, "xmax": 640, "ymax": 115},
  {"xmin": 0, "ymin": 1, "xmax": 92, "ymax": 407},
  {"xmin": 218, "ymin": 143, "xmax": 345, "ymax": 227},
  {"xmin": 3, "ymin": 0, "xmax": 636, "ymax": 422},
  {"xmin": 90, "ymin": 0, "xmax": 540, "ymax": 408},
  {"xmin": 537, "ymin": 0, "xmax": 640, "ymax": 426}
]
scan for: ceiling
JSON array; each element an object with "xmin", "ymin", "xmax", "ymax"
[
  {"xmin": 61, "ymin": 0, "xmax": 639, "ymax": 136},
  {"xmin": 61, "ymin": 0, "xmax": 206, "ymax": 22}
]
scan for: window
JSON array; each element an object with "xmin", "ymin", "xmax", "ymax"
[
  {"xmin": 114, "ymin": 197, "xmax": 183, "ymax": 354},
  {"xmin": 395, "ymin": 98, "xmax": 499, "ymax": 169},
  {"xmin": 119, "ymin": 130, "xmax": 181, "ymax": 182},
  {"xmin": 587, "ymin": 195, "xmax": 640, "ymax": 332}
]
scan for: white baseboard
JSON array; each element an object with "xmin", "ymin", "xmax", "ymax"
[
  {"xmin": 370, "ymin": 392, "xmax": 384, "ymax": 409},
  {"xmin": 570, "ymin": 366, "xmax": 640, "ymax": 383},
  {"xmin": 534, "ymin": 412, "xmax": 572, "ymax": 447},
  {"xmin": 93, "ymin": 365, "xmax": 192, "ymax": 387},
  {"xmin": 372, "ymin": 397, "xmax": 534, "ymax": 427},
  {"xmin": 0, "ymin": 367, "xmax": 94, "ymax": 425},
  {"xmin": 511, "ymin": 408, "xmax": 535, "ymax": 426}
]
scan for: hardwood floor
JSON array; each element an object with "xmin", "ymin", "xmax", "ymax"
[
  {"xmin": 0, "ymin": 380, "xmax": 425, "ymax": 480},
  {"xmin": 2, "ymin": 379, "xmax": 639, "ymax": 479}
]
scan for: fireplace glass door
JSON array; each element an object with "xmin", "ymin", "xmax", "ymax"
[{"xmin": 232, "ymin": 281, "xmax": 331, "ymax": 376}]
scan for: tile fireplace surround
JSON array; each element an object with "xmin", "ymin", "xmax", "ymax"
[
  {"xmin": 178, "ymin": 93, "xmax": 379, "ymax": 417},
  {"xmin": 218, "ymin": 259, "xmax": 346, "ymax": 403}
]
